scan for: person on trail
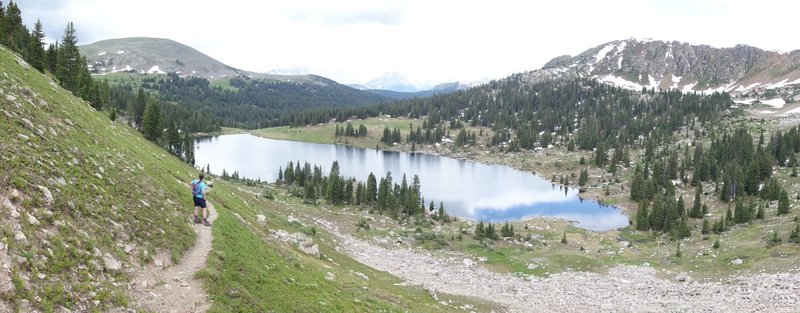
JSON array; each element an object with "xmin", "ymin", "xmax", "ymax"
[{"xmin": 190, "ymin": 173, "xmax": 211, "ymax": 226}]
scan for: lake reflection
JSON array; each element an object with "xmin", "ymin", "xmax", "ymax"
[{"xmin": 195, "ymin": 134, "xmax": 629, "ymax": 231}]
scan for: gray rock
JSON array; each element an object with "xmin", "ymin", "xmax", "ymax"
[
  {"xmin": 325, "ymin": 272, "xmax": 336, "ymax": 281},
  {"xmin": 463, "ymin": 258, "xmax": 474, "ymax": 267},
  {"xmin": 9, "ymin": 189, "xmax": 21, "ymax": 201},
  {"xmin": 256, "ymin": 214, "xmax": 266, "ymax": 226},
  {"xmin": 5, "ymin": 95, "xmax": 15, "ymax": 102},
  {"xmin": 299, "ymin": 244, "xmax": 320, "ymax": 258},
  {"xmin": 102, "ymin": 254, "xmax": 122, "ymax": 271},
  {"xmin": 19, "ymin": 117, "xmax": 33, "ymax": 129},
  {"xmin": 37, "ymin": 185, "xmax": 53, "ymax": 204},
  {"xmin": 26, "ymin": 213, "xmax": 39, "ymax": 226},
  {"xmin": 674, "ymin": 272, "xmax": 692, "ymax": 283},
  {"xmin": 288, "ymin": 215, "xmax": 301, "ymax": 224},
  {"xmin": 14, "ymin": 231, "xmax": 27, "ymax": 244},
  {"xmin": 17, "ymin": 134, "xmax": 29, "ymax": 141},
  {"xmin": 353, "ymin": 271, "xmax": 369, "ymax": 280},
  {"xmin": 1, "ymin": 198, "xmax": 14, "ymax": 213},
  {"xmin": 527, "ymin": 263, "xmax": 539, "ymax": 270},
  {"xmin": 731, "ymin": 258, "xmax": 744, "ymax": 265}
]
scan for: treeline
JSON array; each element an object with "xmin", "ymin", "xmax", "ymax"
[
  {"xmin": 0, "ymin": 2, "xmax": 103, "ymax": 110},
  {"xmin": 275, "ymin": 78, "xmax": 732, "ymax": 152},
  {"xmin": 335, "ymin": 122, "xmax": 367, "ymax": 138},
  {"xmin": 632, "ymin": 125, "xmax": 800, "ymax": 241},
  {"xmin": 278, "ymin": 161, "xmax": 451, "ymax": 222},
  {"xmin": 106, "ymin": 84, "xmax": 220, "ymax": 133},
  {"xmin": 126, "ymin": 74, "xmax": 389, "ymax": 129}
]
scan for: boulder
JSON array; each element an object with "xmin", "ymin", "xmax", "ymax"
[
  {"xmin": 256, "ymin": 214, "xmax": 266, "ymax": 226},
  {"xmin": 463, "ymin": 258, "xmax": 474, "ymax": 267},
  {"xmin": 36, "ymin": 185, "xmax": 53, "ymax": 204},
  {"xmin": 26, "ymin": 213, "xmax": 39, "ymax": 226},
  {"xmin": 14, "ymin": 231, "xmax": 27, "ymax": 244},
  {"xmin": 102, "ymin": 254, "xmax": 122, "ymax": 271},
  {"xmin": 674, "ymin": 272, "xmax": 692, "ymax": 283},
  {"xmin": 299, "ymin": 244, "xmax": 320, "ymax": 258},
  {"xmin": 731, "ymin": 258, "xmax": 744, "ymax": 265}
]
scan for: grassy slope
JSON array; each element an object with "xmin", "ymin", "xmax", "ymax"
[
  {"xmin": 0, "ymin": 45, "xmax": 196, "ymax": 311},
  {"xmin": 0, "ymin": 46, "xmax": 489, "ymax": 312}
]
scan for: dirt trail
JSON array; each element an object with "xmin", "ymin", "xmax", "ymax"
[{"xmin": 127, "ymin": 202, "xmax": 217, "ymax": 313}]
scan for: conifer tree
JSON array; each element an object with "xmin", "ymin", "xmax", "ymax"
[
  {"xmin": 778, "ymin": 191, "xmax": 791, "ymax": 215},
  {"xmin": 56, "ymin": 22, "xmax": 82, "ymax": 92},
  {"xmin": 183, "ymin": 133, "xmax": 194, "ymax": 165},
  {"xmin": 578, "ymin": 169, "xmax": 588, "ymax": 187},
  {"xmin": 701, "ymin": 218, "xmax": 710, "ymax": 235},
  {"xmin": 26, "ymin": 19, "xmax": 45, "ymax": 72},
  {"xmin": 561, "ymin": 232, "xmax": 568, "ymax": 244},
  {"xmin": 141, "ymin": 98, "xmax": 162, "ymax": 141}
]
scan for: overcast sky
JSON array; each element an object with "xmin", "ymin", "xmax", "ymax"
[{"xmin": 16, "ymin": 0, "xmax": 800, "ymax": 87}]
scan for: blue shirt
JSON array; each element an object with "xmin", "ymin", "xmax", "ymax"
[{"xmin": 191, "ymin": 179, "xmax": 207, "ymax": 198}]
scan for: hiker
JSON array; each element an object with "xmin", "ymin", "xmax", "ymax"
[{"xmin": 190, "ymin": 173, "xmax": 211, "ymax": 226}]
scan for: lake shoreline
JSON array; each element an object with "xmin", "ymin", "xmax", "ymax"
[{"xmin": 206, "ymin": 130, "xmax": 632, "ymax": 232}]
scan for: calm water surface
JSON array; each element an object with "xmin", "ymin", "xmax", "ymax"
[{"xmin": 195, "ymin": 134, "xmax": 629, "ymax": 231}]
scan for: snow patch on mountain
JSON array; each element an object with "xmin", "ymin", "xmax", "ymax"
[
  {"xmin": 760, "ymin": 98, "xmax": 786, "ymax": 108},
  {"xmin": 594, "ymin": 45, "xmax": 616, "ymax": 64},
  {"xmin": 147, "ymin": 65, "xmax": 165, "ymax": 74}
]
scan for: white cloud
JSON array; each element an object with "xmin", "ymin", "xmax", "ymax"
[{"xmin": 17, "ymin": 0, "xmax": 800, "ymax": 86}]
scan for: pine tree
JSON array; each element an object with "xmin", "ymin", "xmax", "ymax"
[
  {"xmin": 183, "ymin": 133, "xmax": 194, "ymax": 165},
  {"xmin": 713, "ymin": 239, "xmax": 720, "ymax": 249},
  {"xmin": 26, "ymin": 19, "xmax": 46, "ymax": 72},
  {"xmin": 304, "ymin": 181, "xmax": 316, "ymax": 204},
  {"xmin": 561, "ymin": 232, "xmax": 568, "ymax": 244},
  {"xmin": 578, "ymin": 169, "xmax": 589, "ymax": 187},
  {"xmin": 635, "ymin": 201, "xmax": 650, "ymax": 231},
  {"xmin": 2, "ymin": 1, "xmax": 21, "ymax": 48},
  {"xmin": 701, "ymin": 218, "xmax": 710, "ymax": 234},
  {"xmin": 141, "ymin": 98, "xmax": 162, "ymax": 141},
  {"xmin": 689, "ymin": 187, "xmax": 703, "ymax": 218},
  {"xmin": 474, "ymin": 221, "xmax": 485, "ymax": 240},
  {"xmin": 56, "ymin": 22, "xmax": 82, "ymax": 92},
  {"xmin": 778, "ymin": 190, "xmax": 791, "ymax": 215},
  {"xmin": 789, "ymin": 223, "xmax": 799, "ymax": 243}
]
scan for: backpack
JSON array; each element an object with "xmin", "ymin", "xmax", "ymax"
[{"xmin": 192, "ymin": 180, "xmax": 203, "ymax": 197}]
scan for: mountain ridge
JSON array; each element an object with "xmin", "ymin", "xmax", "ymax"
[{"xmin": 537, "ymin": 38, "xmax": 800, "ymax": 95}]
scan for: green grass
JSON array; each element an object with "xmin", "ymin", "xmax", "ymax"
[{"xmin": 251, "ymin": 117, "xmax": 424, "ymax": 148}]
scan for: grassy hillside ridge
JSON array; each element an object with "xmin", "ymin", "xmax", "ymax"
[
  {"xmin": 0, "ymin": 44, "xmax": 196, "ymax": 310},
  {"xmin": 0, "ymin": 44, "xmax": 489, "ymax": 312}
]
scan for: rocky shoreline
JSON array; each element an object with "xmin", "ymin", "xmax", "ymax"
[{"xmin": 323, "ymin": 222, "xmax": 800, "ymax": 312}]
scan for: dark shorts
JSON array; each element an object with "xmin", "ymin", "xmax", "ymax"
[{"xmin": 193, "ymin": 196, "xmax": 207, "ymax": 208}]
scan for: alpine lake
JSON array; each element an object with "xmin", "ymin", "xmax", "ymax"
[{"xmin": 195, "ymin": 134, "xmax": 629, "ymax": 231}]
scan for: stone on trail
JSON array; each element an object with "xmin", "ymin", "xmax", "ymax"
[{"xmin": 463, "ymin": 258, "xmax": 474, "ymax": 267}]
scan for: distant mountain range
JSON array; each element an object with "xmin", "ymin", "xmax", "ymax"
[
  {"xmin": 534, "ymin": 38, "xmax": 800, "ymax": 95},
  {"xmin": 79, "ymin": 37, "xmax": 479, "ymax": 99}
]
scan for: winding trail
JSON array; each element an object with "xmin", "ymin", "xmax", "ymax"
[{"xmin": 127, "ymin": 202, "xmax": 217, "ymax": 313}]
